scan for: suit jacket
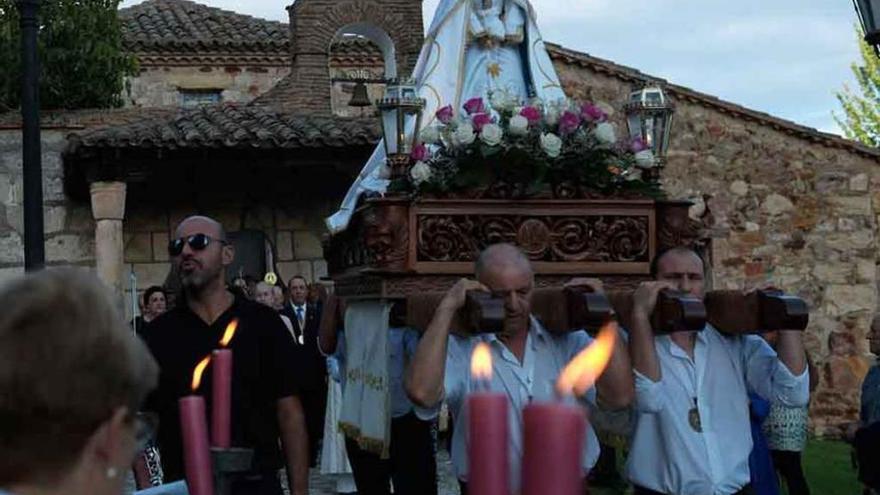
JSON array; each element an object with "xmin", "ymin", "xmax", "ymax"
[{"xmin": 282, "ymin": 302, "xmax": 327, "ymax": 392}]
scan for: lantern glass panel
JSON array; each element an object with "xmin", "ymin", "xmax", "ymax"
[
  {"xmin": 400, "ymin": 111, "xmax": 420, "ymax": 155},
  {"xmin": 645, "ymin": 116, "xmax": 658, "ymax": 149},
  {"xmin": 627, "ymin": 113, "xmax": 644, "ymax": 141},
  {"xmin": 382, "ymin": 108, "xmax": 399, "ymax": 156}
]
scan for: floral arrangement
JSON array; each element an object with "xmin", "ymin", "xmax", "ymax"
[{"xmin": 392, "ymin": 91, "xmax": 662, "ymax": 199}]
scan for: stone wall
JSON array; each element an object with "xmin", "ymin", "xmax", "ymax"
[
  {"xmin": 0, "ymin": 129, "xmax": 96, "ymax": 287},
  {"xmin": 126, "ymin": 65, "xmax": 290, "ymax": 108},
  {"xmin": 555, "ymin": 60, "xmax": 880, "ymax": 436}
]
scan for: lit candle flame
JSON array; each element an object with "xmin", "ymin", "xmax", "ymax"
[
  {"xmin": 191, "ymin": 355, "xmax": 211, "ymax": 391},
  {"xmin": 470, "ymin": 342, "xmax": 493, "ymax": 381},
  {"xmin": 556, "ymin": 321, "xmax": 618, "ymax": 397},
  {"xmin": 219, "ymin": 319, "xmax": 239, "ymax": 347}
]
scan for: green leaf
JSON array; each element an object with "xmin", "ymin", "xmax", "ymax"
[{"xmin": 0, "ymin": 0, "xmax": 136, "ymax": 110}]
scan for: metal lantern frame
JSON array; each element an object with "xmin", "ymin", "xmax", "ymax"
[
  {"xmin": 624, "ymin": 84, "xmax": 675, "ymax": 183},
  {"xmin": 376, "ymin": 80, "xmax": 425, "ymax": 180},
  {"xmin": 854, "ymin": 0, "xmax": 880, "ymax": 55}
]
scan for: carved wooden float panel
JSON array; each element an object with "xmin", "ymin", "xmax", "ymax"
[
  {"xmin": 324, "ymin": 197, "xmax": 700, "ymax": 284},
  {"xmin": 410, "ymin": 200, "xmax": 655, "ymax": 275}
]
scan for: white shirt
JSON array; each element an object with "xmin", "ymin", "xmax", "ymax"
[
  {"xmin": 626, "ymin": 325, "xmax": 809, "ymax": 495},
  {"xmin": 444, "ymin": 317, "xmax": 600, "ymax": 492}
]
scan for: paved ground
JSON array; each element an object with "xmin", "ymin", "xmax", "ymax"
[{"xmin": 285, "ymin": 449, "xmax": 461, "ymax": 495}]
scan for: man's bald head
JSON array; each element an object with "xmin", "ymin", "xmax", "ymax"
[
  {"xmin": 474, "ymin": 243, "xmax": 534, "ymax": 338},
  {"xmin": 175, "ymin": 216, "xmax": 226, "ymax": 241},
  {"xmin": 474, "ymin": 243, "xmax": 533, "ymax": 280}
]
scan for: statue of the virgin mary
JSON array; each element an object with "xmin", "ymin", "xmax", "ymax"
[{"xmin": 326, "ymin": 0, "xmax": 568, "ymax": 233}]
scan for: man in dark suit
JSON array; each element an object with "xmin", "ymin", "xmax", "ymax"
[{"xmin": 283, "ymin": 275, "xmax": 327, "ymax": 466}]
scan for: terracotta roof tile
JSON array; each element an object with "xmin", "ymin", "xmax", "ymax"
[
  {"xmin": 65, "ymin": 104, "xmax": 381, "ymax": 152},
  {"xmin": 119, "ymin": 0, "xmax": 289, "ymax": 55}
]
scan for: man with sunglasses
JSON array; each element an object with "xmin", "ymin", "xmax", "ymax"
[{"xmin": 142, "ymin": 216, "xmax": 309, "ymax": 495}]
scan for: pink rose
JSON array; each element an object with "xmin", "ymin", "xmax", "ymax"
[
  {"xmin": 630, "ymin": 137, "xmax": 649, "ymax": 152},
  {"xmin": 436, "ymin": 105, "xmax": 454, "ymax": 124},
  {"xmin": 410, "ymin": 143, "xmax": 429, "ymax": 162},
  {"xmin": 519, "ymin": 106, "xmax": 541, "ymax": 123},
  {"xmin": 463, "ymin": 97, "xmax": 485, "ymax": 115},
  {"xmin": 472, "ymin": 113, "xmax": 493, "ymax": 132},
  {"xmin": 580, "ymin": 103, "xmax": 607, "ymax": 123},
  {"xmin": 558, "ymin": 111, "xmax": 581, "ymax": 135}
]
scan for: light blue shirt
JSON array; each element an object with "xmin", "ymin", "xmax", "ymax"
[
  {"xmin": 444, "ymin": 317, "xmax": 600, "ymax": 491},
  {"xmin": 626, "ymin": 325, "xmax": 809, "ymax": 495},
  {"xmin": 333, "ymin": 327, "xmax": 432, "ymax": 418}
]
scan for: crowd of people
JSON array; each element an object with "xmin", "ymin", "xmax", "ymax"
[{"xmin": 1, "ymin": 215, "xmax": 879, "ymax": 495}]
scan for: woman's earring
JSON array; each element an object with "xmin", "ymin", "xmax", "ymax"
[{"xmin": 106, "ymin": 467, "xmax": 118, "ymax": 479}]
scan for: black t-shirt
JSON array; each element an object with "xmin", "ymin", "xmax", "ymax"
[{"xmin": 142, "ymin": 294, "xmax": 302, "ymax": 481}]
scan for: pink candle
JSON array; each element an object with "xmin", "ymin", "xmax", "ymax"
[
  {"xmin": 467, "ymin": 342, "xmax": 509, "ymax": 495},
  {"xmin": 521, "ymin": 401, "xmax": 586, "ymax": 495},
  {"xmin": 211, "ymin": 349, "xmax": 232, "ymax": 448},
  {"xmin": 468, "ymin": 392, "xmax": 509, "ymax": 495},
  {"xmin": 178, "ymin": 395, "xmax": 215, "ymax": 495},
  {"xmin": 521, "ymin": 323, "xmax": 619, "ymax": 495}
]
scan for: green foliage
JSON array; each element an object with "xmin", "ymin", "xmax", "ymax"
[
  {"xmin": 0, "ymin": 0, "xmax": 137, "ymax": 110},
  {"xmin": 835, "ymin": 26, "xmax": 880, "ymax": 147}
]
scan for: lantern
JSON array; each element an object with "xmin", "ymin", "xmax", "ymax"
[
  {"xmin": 854, "ymin": 0, "xmax": 880, "ymax": 55},
  {"xmin": 376, "ymin": 79, "xmax": 425, "ymax": 179},
  {"xmin": 625, "ymin": 85, "xmax": 675, "ymax": 182}
]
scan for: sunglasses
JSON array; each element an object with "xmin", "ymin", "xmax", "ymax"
[{"xmin": 168, "ymin": 233, "xmax": 227, "ymax": 257}]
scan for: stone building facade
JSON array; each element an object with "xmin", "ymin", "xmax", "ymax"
[{"xmin": 0, "ymin": 0, "xmax": 878, "ymax": 434}]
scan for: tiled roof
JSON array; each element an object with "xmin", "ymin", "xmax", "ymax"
[
  {"xmin": 65, "ymin": 104, "xmax": 381, "ymax": 152},
  {"xmin": 545, "ymin": 43, "xmax": 880, "ymax": 160},
  {"xmin": 119, "ymin": 0, "xmax": 289, "ymax": 55}
]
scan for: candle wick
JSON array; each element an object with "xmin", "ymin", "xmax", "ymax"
[{"xmin": 476, "ymin": 377, "xmax": 491, "ymax": 392}]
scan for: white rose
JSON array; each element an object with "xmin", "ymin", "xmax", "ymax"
[
  {"xmin": 480, "ymin": 123, "xmax": 503, "ymax": 146},
  {"xmin": 508, "ymin": 115, "xmax": 529, "ymax": 136},
  {"xmin": 593, "ymin": 122, "xmax": 617, "ymax": 145},
  {"xmin": 540, "ymin": 133, "xmax": 563, "ymax": 158},
  {"xmin": 490, "ymin": 91, "xmax": 506, "ymax": 110},
  {"xmin": 634, "ymin": 149, "xmax": 656, "ymax": 169},
  {"xmin": 420, "ymin": 125, "xmax": 441, "ymax": 145},
  {"xmin": 453, "ymin": 122, "xmax": 476, "ymax": 146},
  {"xmin": 410, "ymin": 161, "xmax": 433, "ymax": 184},
  {"xmin": 625, "ymin": 168, "xmax": 642, "ymax": 181}
]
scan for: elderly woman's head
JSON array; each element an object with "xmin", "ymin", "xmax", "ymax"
[{"xmin": 0, "ymin": 268, "xmax": 158, "ymax": 495}]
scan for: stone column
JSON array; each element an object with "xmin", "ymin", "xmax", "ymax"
[{"xmin": 90, "ymin": 181, "xmax": 127, "ymax": 298}]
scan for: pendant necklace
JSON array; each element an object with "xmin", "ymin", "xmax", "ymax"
[{"xmin": 688, "ymin": 397, "xmax": 702, "ymax": 433}]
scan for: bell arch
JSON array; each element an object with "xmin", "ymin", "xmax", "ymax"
[{"xmin": 285, "ymin": 0, "xmax": 424, "ymax": 114}]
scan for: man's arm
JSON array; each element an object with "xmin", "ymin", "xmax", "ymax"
[
  {"xmin": 564, "ymin": 278, "xmax": 633, "ymax": 409},
  {"xmin": 405, "ymin": 278, "xmax": 486, "ymax": 408},
  {"xmin": 595, "ymin": 335, "xmax": 634, "ymax": 409},
  {"xmin": 743, "ymin": 334, "xmax": 809, "ymax": 407},
  {"xmin": 277, "ymin": 396, "xmax": 309, "ymax": 495},
  {"xmin": 629, "ymin": 281, "xmax": 674, "ymax": 382},
  {"xmin": 775, "ymin": 330, "xmax": 806, "ymax": 376}
]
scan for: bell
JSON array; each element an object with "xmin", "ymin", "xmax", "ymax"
[{"xmin": 348, "ymin": 81, "xmax": 372, "ymax": 107}]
